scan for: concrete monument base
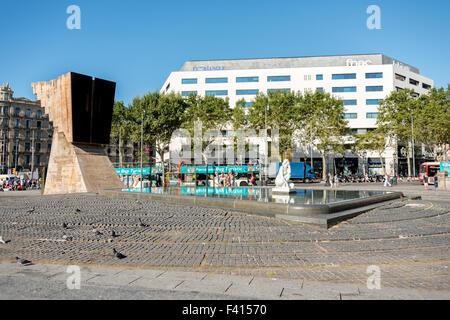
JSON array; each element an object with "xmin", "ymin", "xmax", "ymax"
[
  {"xmin": 44, "ymin": 131, "xmax": 123, "ymax": 195},
  {"xmin": 32, "ymin": 72, "xmax": 121, "ymax": 195},
  {"xmin": 272, "ymin": 187, "xmax": 297, "ymax": 195}
]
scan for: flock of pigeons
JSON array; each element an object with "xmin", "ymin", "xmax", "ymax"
[{"xmin": 1, "ymin": 208, "xmax": 152, "ymax": 266}]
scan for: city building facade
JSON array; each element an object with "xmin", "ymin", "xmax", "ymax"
[
  {"xmin": 161, "ymin": 54, "xmax": 434, "ymax": 176},
  {"xmin": 0, "ymin": 83, "xmax": 53, "ymax": 175}
]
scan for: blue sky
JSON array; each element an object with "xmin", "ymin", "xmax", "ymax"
[{"xmin": 0, "ymin": 0, "xmax": 448, "ymax": 104}]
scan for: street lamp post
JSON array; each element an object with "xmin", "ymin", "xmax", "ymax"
[
  {"xmin": 1, "ymin": 131, "xmax": 5, "ymax": 174},
  {"xmin": 310, "ymin": 124, "xmax": 314, "ymax": 173},
  {"xmin": 264, "ymin": 104, "xmax": 269, "ymax": 185},
  {"xmin": 411, "ymin": 110, "xmax": 416, "ymax": 178},
  {"xmin": 140, "ymin": 111, "xmax": 145, "ymax": 193}
]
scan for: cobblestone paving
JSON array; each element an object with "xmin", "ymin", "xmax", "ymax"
[{"xmin": 0, "ymin": 194, "xmax": 449, "ymax": 290}]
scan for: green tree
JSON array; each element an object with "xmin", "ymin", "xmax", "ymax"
[
  {"xmin": 247, "ymin": 91, "xmax": 302, "ymax": 161},
  {"xmin": 297, "ymin": 91, "xmax": 349, "ymax": 180},
  {"xmin": 352, "ymin": 129, "xmax": 388, "ymax": 175},
  {"xmin": 111, "ymin": 101, "xmax": 131, "ymax": 167},
  {"xmin": 150, "ymin": 93, "xmax": 188, "ymax": 165},
  {"xmin": 377, "ymin": 89, "xmax": 419, "ymax": 176},
  {"xmin": 415, "ymin": 85, "xmax": 450, "ymax": 161},
  {"xmin": 182, "ymin": 94, "xmax": 232, "ymax": 165}
]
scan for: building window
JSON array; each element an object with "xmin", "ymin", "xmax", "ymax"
[
  {"xmin": 343, "ymin": 100, "xmax": 357, "ymax": 106},
  {"xmin": 267, "ymin": 88, "xmax": 291, "ymax": 93},
  {"xmin": 25, "ymin": 143, "xmax": 31, "ymax": 152},
  {"xmin": 2, "ymin": 118, "xmax": 7, "ymax": 126},
  {"xmin": 205, "ymin": 78, "xmax": 228, "ymax": 84},
  {"xmin": 366, "ymin": 99, "xmax": 382, "ymax": 105},
  {"xmin": 422, "ymin": 83, "xmax": 431, "ymax": 90},
  {"xmin": 2, "ymin": 106, "xmax": 8, "ymax": 116},
  {"xmin": 37, "ymin": 121, "xmax": 41, "ymax": 129},
  {"xmin": 48, "ymin": 144, "xmax": 51, "ymax": 151},
  {"xmin": 316, "ymin": 87, "xmax": 324, "ymax": 92},
  {"xmin": 244, "ymin": 102, "xmax": 253, "ymax": 108},
  {"xmin": 236, "ymin": 77, "xmax": 259, "ymax": 83},
  {"xmin": 14, "ymin": 119, "xmax": 20, "ymax": 127},
  {"xmin": 37, "ymin": 110, "xmax": 42, "ymax": 118},
  {"xmin": 236, "ymin": 89, "xmax": 259, "ymax": 95},
  {"xmin": 26, "ymin": 109, "xmax": 31, "ymax": 117},
  {"xmin": 395, "ymin": 73, "xmax": 406, "ymax": 81},
  {"xmin": 181, "ymin": 91, "xmax": 197, "ymax": 97},
  {"xmin": 14, "ymin": 130, "xmax": 19, "ymax": 138},
  {"xmin": 26, "ymin": 155, "xmax": 30, "ymax": 164},
  {"xmin": 182, "ymin": 78, "xmax": 197, "ymax": 84},
  {"xmin": 347, "ymin": 129, "xmax": 358, "ymax": 135},
  {"xmin": 316, "ymin": 74, "xmax": 323, "ymax": 80},
  {"xmin": 36, "ymin": 155, "xmax": 41, "ymax": 165},
  {"xmin": 267, "ymin": 76, "xmax": 290, "ymax": 82},
  {"xmin": 332, "ymin": 73, "xmax": 356, "ymax": 80},
  {"xmin": 26, "ymin": 120, "xmax": 31, "ymax": 128},
  {"xmin": 304, "ymin": 75, "xmax": 312, "ymax": 81},
  {"xmin": 206, "ymin": 90, "xmax": 228, "ymax": 96},
  {"xmin": 409, "ymin": 78, "xmax": 419, "ymax": 86},
  {"xmin": 36, "ymin": 143, "xmax": 41, "ymax": 152},
  {"xmin": 343, "ymin": 113, "xmax": 357, "ymax": 119},
  {"xmin": 366, "ymin": 72, "xmax": 383, "ymax": 79},
  {"xmin": 26, "ymin": 131, "xmax": 30, "ymax": 139},
  {"xmin": 366, "ymin": 86, "xmax": 383, "ymax": 92},
  {"xmin": 366, "ymin": 112, "xmax": 380, "ymax": 119},
  {"xmin": 15, "ymin": 108, "xmax": 20, "ymax": 116},
  {"xmin": 332, "ymin": 87, "xmax": 357, "ymax": 93}
]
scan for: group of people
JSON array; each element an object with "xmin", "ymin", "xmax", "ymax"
[
  {"xmin": 422, "ymin": 173, "xmax": 439, "ymax": 190},
  {"xmin": 212, "ymin": 172, "xmax": 236, "ymax": 187},
  {"xmin": 0, "ymin": 177, "xmax": 41, "ymax": 191}
]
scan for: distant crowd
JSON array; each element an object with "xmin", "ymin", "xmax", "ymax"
[{"xmin": 0, "ymin": 177, "xmax": 41, "ymax": 191}]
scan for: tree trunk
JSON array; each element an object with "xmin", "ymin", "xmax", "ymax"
[
  {"xmin": 379, "ymin": 152, "xmax": 386, "ymax": 175},
  {"xmin": 119, "ymin": 129, "xmax": 123, "ymax": 168},
  {"xmin": 322, "ymin": 153, "xmax": 327, "ymax": 181},
  {"xmin": 407, "ymin": 146, "xmax": 412, "ymax": 178}
]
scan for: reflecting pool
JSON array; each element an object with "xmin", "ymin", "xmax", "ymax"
[{"xmin": 122, "ymin": 186, "xmax": 389, "ymax": 205}]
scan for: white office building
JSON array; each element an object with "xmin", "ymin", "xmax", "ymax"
[{"xmin": 161, "ymin": 54, "xmax": 434, "ymax": 176}]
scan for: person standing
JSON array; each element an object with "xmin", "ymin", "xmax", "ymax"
[
  {"xmin": 334, "ymin": 173, "xmax": 339, "ymax": 188},
  {"xmin": 434, "ymin": 174, "xmax": 438, "ymax": 191},
  {"xmin": 328, "ymin": 173, "xmax": 334, "ymax": 188},
  {"xmin": 424, "ymin": 172, "xmax": 428, "ymax": 190}
]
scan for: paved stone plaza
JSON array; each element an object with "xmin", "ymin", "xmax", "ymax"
[{"xmin": 0, "ymin": 184, "xmax": 449, "ymax": 299}]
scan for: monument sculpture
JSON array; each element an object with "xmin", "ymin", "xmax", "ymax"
[
  {"xmin": 272, "ymin": 159, "xmax": 296, "ymax": 194},
  {"xmin": 32, "ymin": 72, "xmax": 123, "ymax": 195}
]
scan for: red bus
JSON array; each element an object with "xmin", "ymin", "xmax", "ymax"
[{"xmin": 419, "ymin": 162, "xmax": 440, "ymax": 184}]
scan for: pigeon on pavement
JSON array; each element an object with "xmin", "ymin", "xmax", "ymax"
[
  {"xmin": 27, "ymin": 207, "xmax": 35, "ymax": 213},
  {"xmin": 113, "ymin": 248, "xmax": 126, "ymax": 259},
  {"xmin": 92, "ymin": 226, "xmax": 102, "ymax": 235},
  {"xmin": 62, "ymin": 223, "xmax": 69, "ymax": 229},
  {"xmin": 16, "ymin": 257, "xmax": 32, "ymax": 266},
  {"xmin": 111, "ymin": 230, "xmax": 117, "ymax": 238},
  {"xmin": 138, "ymin": 218, "xmax": 148, "ymax": 228},
  {"xmin": 0, "ymin": 236, "xmax": 10, "ymax": 244},
  {"xmin": 62, "ymin": 235, "xmax": 73, "ymax": 241}
]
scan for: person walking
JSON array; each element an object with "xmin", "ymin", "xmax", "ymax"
[
  {"xmin": 384, "ymin": 173, "xmax": 392, "ymax": 187},
  {"xmin": 434, "ymin": 174, "xmax": 438, "ymax": 191}
]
